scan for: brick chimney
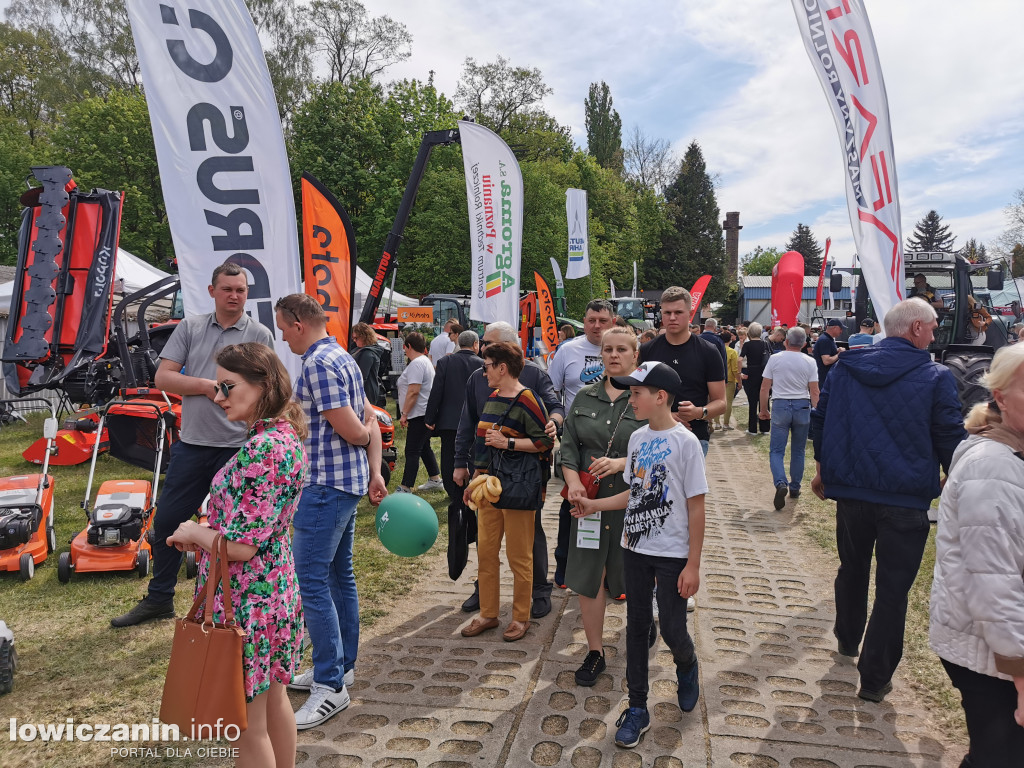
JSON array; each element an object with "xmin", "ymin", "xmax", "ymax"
[{"xmin": 723, "ymin": 211, "xmax": 742, "ymax": 281}]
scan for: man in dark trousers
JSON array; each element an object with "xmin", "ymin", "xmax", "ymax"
[
  {"xmin": 426, "ymin": 329, "xmax": 483, "ymax": 577},
  {"xmin": 454, "ymin": 321, "xmax": 563, "ymax": 618},
  {"xmin": 811, "ymin": 298, "xmax": 966, "ymax": 702},
  {"xmin": 111, "ymin": 261, "xmax": 273, "ymax": 627},
  {"xmin": 813, "ymin": 319, "xmax": 844, "ymax": 387}
]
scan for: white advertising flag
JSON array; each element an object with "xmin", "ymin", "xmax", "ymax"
[
  {"xmin": 549, "ymin": 257, "xmax": 565, "ymax": 291},
  {"xmin": 610, "ymin": 278, "xmax": 617, "ymax": 298},
  {"xmin": 126, "ymin": 0, "xmax": 300, "ymax": 373},
  {"xmin": 459, "ymin": 121, "xmax": 523, "ymax": 328},
  {"xmin": 791, "ymin": 0, "xmax": 903, "ymax": 323},
  {"xmin": 566, "ymin": 188, "xmax": 590, "ymax": 279},
  {"xmin": 632, "ymin": 261, "xmax": 638, "ymax": 297}
]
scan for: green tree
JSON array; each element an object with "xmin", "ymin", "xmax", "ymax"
[
  {"xmin": 584, "ymin": 81, "xmax": 622, "ymax": 170},
  {"xmin": 501, "ymin": 110, "xmax": 573, "ymax": 163},
  {"xmin": 644, "ymin": 141, "xmax": 727, "ymax": 300},
  {"xmin": 1012, "ymin": 244, "xmax": 1024, "ymax": 279},
  {"xmin": 740, "ymin": 246, "xmax": 783, "ymax": 276},
  {"xmin": 52, "ymin": 89, "xmax": 172, "ymax": 266},
  {"xmin": 960, "ymin": 237, "xmax": 987, "ymax": 264},
  {"xmin": 906, "ymin": 209, "xmax": 956, "ymax": 252},
  {"xmin": 454, "ymin": 56, "xmax": 552, "ymax": 134},
  {"xmin": 785, "ymin": 223, "xmax": 823, "ymax": 275},
  {"xmin": 0, "ymin": 116, "xmax": 53, "ymax": 264}
]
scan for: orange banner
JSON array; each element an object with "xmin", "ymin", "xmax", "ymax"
[
  {"xmin": 301, "ymin": 173, "xmax": 357, "ymax": 344},
  {"xmin": 396, "ymin": 306, "xmax": 433, "ymax": 324},
  {"xmin": 534, "ymin": 272, "xmax": 559, "ymax": 357}
]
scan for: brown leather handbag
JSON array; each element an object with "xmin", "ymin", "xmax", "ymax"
[{"xmin": 160, "ymin": 535, "xmax": 248, "ymax": 733}]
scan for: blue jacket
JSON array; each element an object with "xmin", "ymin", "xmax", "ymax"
[{"xmin": 810, "ymin": 337, "xmax": 966, "ymax": 510}]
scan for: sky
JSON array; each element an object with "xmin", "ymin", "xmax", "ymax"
[{"xmin": 360, "ymin": 0, "xmax": 1024, "ymax": 267}]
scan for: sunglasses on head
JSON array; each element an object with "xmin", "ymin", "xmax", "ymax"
[{"xmin": 216, "ymin": 382, "xmax": 237, "ymax": 399}]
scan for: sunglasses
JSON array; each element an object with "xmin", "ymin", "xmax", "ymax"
[{"xmin": 216, "ymin": 382, "xmax": 237, "ymax": 399}]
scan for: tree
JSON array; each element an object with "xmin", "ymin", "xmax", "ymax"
[
  {"xmin": 7, "ymin": 0, "xmax": 141, "ymax": 92},
  {"xmin": 644, "ymin": 141, "xmax": 727, "ymax": 299},
  {"xmin": 623, "ymin": 125, "xmax": 675, "ymax": 193},
  {"xmin": 584, "ymin": 81, "xmax": 622, "ymax": 171},
  {"xmin": 454, "ymin": 56, "xmax": 552, "ymax": 134},
  {"xmin": 740, "ymin": 246, "xmax": 783, "ymax": 276},
  {"xmin": 501, "ymin": 109, "xmax": 573, "ymax": 163},
  {"xmin": 1012, "ymin": 244, "xmax": 1024, "ymax": 279},
  {"xmin": 248, "ymin": 0, "xmax": 315, "ymax": 121},
  {"xmin": 960, "ymin": 237, "xmax": 987, "ymax": 264},
  {"xmin": 301, "ymin": 0, "xmax": 412, "ymax": 85},
  {"xmin": 906, "ymin": 209, "xmax": 956, "ymax": 252},
  {"xmin": 785, "ymin": 223, "xmax": 823, "ymax": 276},
  {"xmin": 0, "ymin": 116, "xmax": 53, "ymax": 264},
  {"xmin": 52, "ymin": 90, "xmax": 172, "ymax": 266}
]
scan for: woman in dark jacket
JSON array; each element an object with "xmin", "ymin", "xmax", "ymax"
[{"xmin": 740, "ymin": 321, "xmax": 771, "ymax": 434}]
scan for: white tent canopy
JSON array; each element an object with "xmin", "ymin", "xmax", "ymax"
[
  {"xmin": 353, "ymin": 266, "xmax": 417, "ymax": 316},
  {"xmin": 0, "ymin": 248, "xmax": 171, "ymax": 312}
]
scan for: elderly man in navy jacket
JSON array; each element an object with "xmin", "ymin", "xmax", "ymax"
[
  {"xmin": 811, "ymin": 298, "xmax": 966, "ymax": 703},
  {"xmin": 426, "ymin": 330, "xmax": 483, "ymax": 573},
  {"xmin": 454, "ymin": 321, "xmax": 564, "ymax": 619}
]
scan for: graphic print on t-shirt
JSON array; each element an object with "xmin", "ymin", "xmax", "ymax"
[
  {"xmin": 624, "ymin": 436, "xmax": 673, "ymax": 549},
  {"xmin": 581, "ymin": 355, "xmax": 603, "ymax": 385}
]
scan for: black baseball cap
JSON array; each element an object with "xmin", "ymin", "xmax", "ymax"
[
  {"xmin": 610, "ymin": 361, "xmax": 681, "ymax": 394},
  {"xmin": 826, "ymin": 319, "xmax": 844, "ymax": 328},
  {"xmin": 860, "ymin": 318, "xmax": 875, "ymax": 328}
]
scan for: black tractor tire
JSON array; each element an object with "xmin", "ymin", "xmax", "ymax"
[{"xmin": 943, "ymin": 348, "xmax": 994, "ymax": 417}]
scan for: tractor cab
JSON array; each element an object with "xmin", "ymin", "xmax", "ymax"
[{"xmin": 609, "ymin": 297, "xmax": 653, "ymax": 331}]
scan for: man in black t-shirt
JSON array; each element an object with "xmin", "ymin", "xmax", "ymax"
[
  {"xmin": 639, "ymin": 285, "xmax": 726, "ymax": 457},
  {"xmin": 813, "ymin": 319, "xmax": 844, "ymax": 387}
]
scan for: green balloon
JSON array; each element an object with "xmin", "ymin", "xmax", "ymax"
[{"xmin": 375, "ymin": 493, "xmax": 439, "ymax": 557}]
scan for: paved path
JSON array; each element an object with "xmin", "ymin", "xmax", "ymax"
[{"xmin": 293, "ymin": 429, "xmax": 962, "ymax": 768}]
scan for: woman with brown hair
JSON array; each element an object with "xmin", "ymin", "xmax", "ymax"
[
  {"xmin": 167, "ymin": 342, "xmax": 308, "ymax": 767},
  {"xmin": 461, "ymin": 341, "xmax": 553, "ymax": 642},
  {"xmin": 561, "ymin": 327, "xmax": 646, "ymax": 685}
]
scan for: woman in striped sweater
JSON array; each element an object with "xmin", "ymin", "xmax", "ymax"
[{"xmin": 460, "ymin": 341, "xmax": 553, "ymax": 642}]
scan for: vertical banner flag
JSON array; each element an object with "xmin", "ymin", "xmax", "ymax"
[
  {"xmin": 791, "ymin": 0, "xmax": 903, "ymax": 323},
  {"xmin": 632, "ymin": 261, "xmax": 638, "ymax": 297},
  {"xmin": 689, "ymin": 275, "xmax": 712, "ymax": 322},
  {"xmin": 549, "ymin": 257, "xmax": 565, "ymax": 292},
  {"xmin": 126, "ymin": 0, "xmax": 300, "ymax": 375},
  {"xmin": 816, "ymin": 236, "xmax": 831, "ymax": 306},
  {"xmin": 534, "ymin": 272, "xmax": 559, "ymax": 357},
  {"xmin": 609, "ymin": 279, "xmax": 617, "ymax": 298},
  {"xmin": 566, "ymin": 189, "xmax": 590, "ymax": 279},
  {"xmin": 459, "ymin": 120, "xmax": 523, "ymax": 328},
  {"xmin": 301, "ymin": 173, "xmax": 357, "ymax": 344}
]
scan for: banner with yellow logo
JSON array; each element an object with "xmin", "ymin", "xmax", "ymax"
[{"xmin": 459, "ymin": 121, "xmax": 522, "ymax": 328}]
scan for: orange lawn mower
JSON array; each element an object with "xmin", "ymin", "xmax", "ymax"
[
  {"xmin": 0, "ymin": 399, "xmax": 60, "ymax": 581},
  {"xmin": 58, "ymin": 394, "xmax": 178, "ymax": 583}
]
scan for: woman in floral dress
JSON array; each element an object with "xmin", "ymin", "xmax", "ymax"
[{"xmin": 168, "ymin": 342, "xmax": 307, "ymax": 767}]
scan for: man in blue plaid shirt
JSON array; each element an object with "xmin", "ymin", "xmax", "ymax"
[{"xmin": 275, "ymin": 294, "xmax": 387, "ymax": 730}]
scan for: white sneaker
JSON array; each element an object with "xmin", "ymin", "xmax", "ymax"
[
  {"xmin": 687, "ymin": 596, "xmax": 696, "ymax": 612},
  {"xmin": 288, "ymin": 668, "xmax": 354, "ymax": 691},
  {"xmin": 416, "ymin": 478, "xmax": 444, "ymax": 491},
  {"xmin": 294, "ymin": 682, "xmax": 350, "ymax": 730}
]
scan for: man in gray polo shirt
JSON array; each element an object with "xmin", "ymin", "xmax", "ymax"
[{"xmin": 112, "ymin": 261, "xmax": 274, "ymax": 627}]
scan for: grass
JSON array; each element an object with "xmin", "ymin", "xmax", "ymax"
[
  {"xmin": 742, "ymin": 425, "xmax": 967, "ymax": 741},
  {"xmin": 0, "ymin": 411, "xmax": 449, "ymax": 768}
]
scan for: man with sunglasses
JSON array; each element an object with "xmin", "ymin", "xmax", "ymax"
[
  {"xmin": 454, "ymin": 321, "xmax": 563, "ymax": 617},
  {"xmin": 112, "ymin": 261, "xmax": 273, "ymax": 628}
]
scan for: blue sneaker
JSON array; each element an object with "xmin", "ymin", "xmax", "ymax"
[
  {"xmin": 677, "ymin": 661, "xmax": 699, "ymax": 712},
  {"xmin": 614, "ymin": 707, "xmax": 650, "ymax": 748}
]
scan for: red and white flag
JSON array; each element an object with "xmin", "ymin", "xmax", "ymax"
[{"xmin": 792, "ymin": 0, "xmax": 903, "ymax": 325}]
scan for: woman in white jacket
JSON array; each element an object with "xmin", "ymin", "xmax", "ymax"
[{"xmin": 930, "ymin": 343, "xmax": 1024, "ymax": 765}]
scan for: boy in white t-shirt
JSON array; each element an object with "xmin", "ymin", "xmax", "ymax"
[{"xmin": 574, "ymin": 361, "xmax": 707, "ymax": 749}]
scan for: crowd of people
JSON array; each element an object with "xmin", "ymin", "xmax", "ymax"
[{"xmin": 109, "ymin": 261, "xmax": 1023, "ymax": 764}]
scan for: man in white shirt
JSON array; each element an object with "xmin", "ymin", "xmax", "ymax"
[
  {"xmin": 429, "ymin": 320, "xmax": 457, "ymax": 364},
  {"xmin": 759, "ymin": 327, "xmax": 820, "ymax": 510},
  {"xmin": 546, "ymin": 298, "xmax": 615, "ymax": 587}
]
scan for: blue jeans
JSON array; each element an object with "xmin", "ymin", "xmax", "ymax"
[
  {"xmin": 699, "ymin": 439, "xmax": 709, "ymax": 457},
  {"xmin": 293, "ymin": 484, "xmax": 360, "ymax": 691},
  {"xmin": 769, "ymin": 398, "xmax": 811, "ymax": 492}
]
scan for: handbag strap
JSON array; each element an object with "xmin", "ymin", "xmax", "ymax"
[
  {"xmin": 184, "ymin": 534, "xmax": 236, "ymax": 627},
  {"xmin": 602, "ymin": 400, "xmax": 630, "ymax": 458},
  {"xmin": 492, "ymin": 388, "xmax": 526, "ymax": 431}
]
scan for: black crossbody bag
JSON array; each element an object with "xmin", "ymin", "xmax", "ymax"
[{"xmin": 487, "ymin": 389, "xmax": 544, "ymax": 511}]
